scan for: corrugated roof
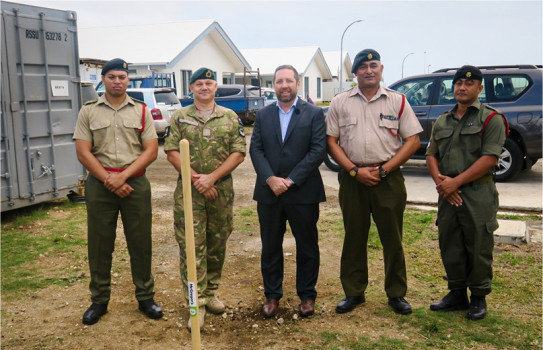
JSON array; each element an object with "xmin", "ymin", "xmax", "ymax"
[
  {"xmin": 241, "ymin": 46, "xmax": 331, "ymax": 78},
  {"xmin": 78, "ymin": 20, "xmax": 249, "ymax": 68}
]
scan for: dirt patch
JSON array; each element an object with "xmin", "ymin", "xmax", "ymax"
[
  {"xmin": 2, "ymin": 133, "xmax": 540, "ymax": 349},
  {"xmin": 2, "ymin": 133, "xmax": 357, "ymax": 350}
]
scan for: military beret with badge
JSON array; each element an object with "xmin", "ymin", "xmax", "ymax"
[
  {"xmin": 452, "ymin": 65, "xmax": 483, "ymax": 84},
  {"xmin": 190, "ymin": 67, "xmax": 216, "ymax": 84},
  {"xmin": 101, "ymin": 58, "xmax": 129, "ymax": 75},
  {"xmin": 351, "ymin": 48, "xmax": 381, "ymax": 73}
]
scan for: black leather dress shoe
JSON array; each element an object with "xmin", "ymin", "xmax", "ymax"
[
  {"xmin": 430, "ymin": 290, "xmax": 469, "ymax": 312},
  {"xmin": 139, "ymin": 298, "xmax": 163, "ymax": 319},
  {"xmin": 82, "ymin": 303, "xmax": 108, "ymax": 325},
  {"xmin": 388, "ymin": 297, "xmax": 412, "ymax": 315},
  {"xmin": 467, "ymin": 296, "xmax": 487, "ymax": 320},
  {"xmin": 336, "ymin": 295, "xmax": 365, "ymax": 313}
]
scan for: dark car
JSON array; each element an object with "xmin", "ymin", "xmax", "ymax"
[
  {"xmin": 322, "ymin": 65, "xmax": 542, "ymax": 182},
  {"xmin": 388, "ymin": 65, "xmax": 541, "ymax": 181}
]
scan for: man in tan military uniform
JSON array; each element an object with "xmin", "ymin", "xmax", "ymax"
[
  {"xmin": 163, "ymin": 67, "xmax": 246, "ymax": 330},
  {"xmin": 326, "ymin": 49, "xmax": 422, "ymax": 315},
  {"xmin": 426, "ymin": 65, "xmax": 506, "ymax": 320},
  {"xmin": 74, "ymin": 58, "xmax": 163, "ymax": 325}
]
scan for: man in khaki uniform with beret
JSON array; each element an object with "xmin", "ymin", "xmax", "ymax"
[
  {"xmin": 74, "ymin": 58, "xmax": 163, "ymax": 325},
  {"xmin": 426, "ymin": 65, "xmax": 506, "ymax": 320},
  {"xmin": 326, "ymin": 49, "xmax": 422, "ymax": 315},
  {"xmin": 164, "ymin": 67, "xmax": 246, "ymax": 330}
]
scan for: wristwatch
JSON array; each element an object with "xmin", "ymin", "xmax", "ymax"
[
  {"xmin": 378, "ymin": 166, "xmax": 388, "ymax": 178},
  {"xmin": 349, "ymin": 166, "xmax": 359, "ymax": 177}
]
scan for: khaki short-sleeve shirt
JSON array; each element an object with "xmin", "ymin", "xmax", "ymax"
[
  {"xmin": 326, "ymin": 86, "xmax": 423, "ymax": 164},
  {"xmin": 73, "ymin": 94, "xmax": 157, "ymax": 168},
  {"xmin": 163, "ymin": 103, "xmax": 246, "ymax": 174}
]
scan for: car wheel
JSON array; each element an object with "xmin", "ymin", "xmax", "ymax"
[
  {"xmin": 324, "ymin": 153, "xmax": 341, "ymax": 172},
  {"xmin": 495, "ymin": 137, "xmax": 523, "ymax": 182}
]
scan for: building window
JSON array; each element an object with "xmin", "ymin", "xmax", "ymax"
[
  {"xmin": 180, "ymin": 70, "xmax": 192, "ymax": 97},
  {"xmin": 304, "ymin": 76, "xmax": 309, "ymax": 98},
  {"xmin": 317, "ymin": 77, "xmax": 321, "ymax": 99}
]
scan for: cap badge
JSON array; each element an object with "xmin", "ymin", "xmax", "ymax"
[
  {"xmin": 123, "ymin": 62, "xmax": 127, "ymax": 69},
  {"xmin": 206, "ymin": 70, "xmax": 212, "ymax": 78},
  {"xmin": 466, "ymin": 72, "xmax": 472, "ymax": 78},
  {"xmin": 367, "ymin": 53, "xmax": 373, "ymax": 60}
]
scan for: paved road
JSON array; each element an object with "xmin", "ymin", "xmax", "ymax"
[{"xmin": 320, "ymin": 159, "xmax": 542, "ymax": 213}]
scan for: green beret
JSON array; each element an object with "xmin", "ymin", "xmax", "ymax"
[
  {"xmin": 190, "ymin": 67, "xmax": 216, "ymax": 84},
  {"xmin": 352, "ymin": 49, "xmax": 380, "ymax": 73},
  {"xmin": 453, "ymin": 65, "xmax": 483, "ymax": 84},
  {"xmin": 101, "ymin": 58, "xmax": 129, "ymax": 75}
]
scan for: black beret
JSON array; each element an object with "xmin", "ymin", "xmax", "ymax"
[
  {"xmin": 453, "ymin": 65, "xmax": 483, "ymax": 84},
  {"xmin": 351, "ymin": 49, "xmax": 380, "ymax": 73},
  {"xmin": 101, "ymin": 58, "xmax": 129, "ymax": 75},
  {"xmin": 190, "ymin": 67, "xmax": 216, "ymax": 84}
]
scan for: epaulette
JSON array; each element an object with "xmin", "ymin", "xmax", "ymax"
[
  {"xmin": 130, "ymin": 97, "xmax": 145, "ymax": 105},
  {"xmin": 384, "ymin": 86, "xmax": 400, "ymax": 94},
  {"xmin": 483, "ymin": 104, "xmax": 500, "ymax": 113},
  {"xmin": 84, "ymin": 99, "xmax": 98, "ymax": 105}
]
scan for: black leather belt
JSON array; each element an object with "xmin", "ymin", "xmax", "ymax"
[{"xmin": 355, "ymin": 162, "xmax": 385, "ymax": 167}]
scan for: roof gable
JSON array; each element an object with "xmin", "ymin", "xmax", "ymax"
[
  {"xmin": 78, "ymin": 20, "xmax": 250, "ymax": 69},
  {"xmin": 322, "ymin": 51, "xmax": 353, "ymax": 78},
  {"xmin": 241, "ymin": 46, "xmax": 332, "ymax": 79}
]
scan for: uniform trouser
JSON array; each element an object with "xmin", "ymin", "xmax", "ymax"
[
  {"xmin": 257, "ymin": 202, "xmax": 320, "ymax": 301},
  {"xmin": 173, "ymin": 177, "xmax": 234, "ymax": 306},
  {"xmin": 437, "ymin": 182, "xmax": 498, "ymax": 296},
  {"xmin": 338, "ymin": 169, "xmax": 408, "ymax": 298},
  {"xmin": 85, "ymin": 174, "xmax": 155, "ymax": 304}
]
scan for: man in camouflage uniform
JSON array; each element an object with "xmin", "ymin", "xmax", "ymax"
[
  {"xmin": 74, "ymin": 58, "xmax": 163, "ymax": 325},
  {"xmin": 164, "ymin": 67, "xmax": 246, "ymax": 330},
  {"xmin": 426, "ymin": 65, "xmax": 506, "ymax": 320}
]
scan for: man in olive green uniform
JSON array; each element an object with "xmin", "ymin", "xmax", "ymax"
[
  {"xmin": 326, "ymin": 49, "xmax": 422, "ymax": 315},
  {"xmin": 426, "ymin": 65, "xmax": 506, "ymax": 320},
  {"xmin": 74, "ymin": 58, "xmax": 163, "ymax": 325},
  {"xmin": 164, "ymin": 67, "xmax": 246, "ymax": 330}
]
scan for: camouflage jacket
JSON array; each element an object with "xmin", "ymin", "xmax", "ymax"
[{"xmin": 163, "ymin": 103, "xmax": 246, "ymax": 174}]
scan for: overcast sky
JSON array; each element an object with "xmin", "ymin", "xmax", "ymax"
[{"xmin": 9, "ymin": 0, "xmax": 543, "ymax": 85}]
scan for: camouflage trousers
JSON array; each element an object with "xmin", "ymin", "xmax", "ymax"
[{"xmin": 173, "ymin": 177, "xmax": 234, "ymax": 306}]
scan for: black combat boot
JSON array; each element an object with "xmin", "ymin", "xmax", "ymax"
[
  {"xmin": 430, "ymin": 289, "xmax": 469, "ymax": 311},
  {"xmin": 467, "ymin": 295, "xmax": 487, "ymax": 320}
]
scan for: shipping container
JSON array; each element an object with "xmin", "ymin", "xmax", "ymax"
[{"xmin": 1, "ymin": 1, "xmax": 83, "ymax": 211}]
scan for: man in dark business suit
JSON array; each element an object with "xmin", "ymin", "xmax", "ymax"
[{"xmin": 250, "ymin": 65, "xmax": 326, "ymax": 318}]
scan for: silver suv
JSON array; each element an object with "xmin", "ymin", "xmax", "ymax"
[
  {"xmin": 389, "ymin": 65, "xmax": 542, "ymax": 182},
  {"xmin": 125, "ymin": 88, "xmax": 180, "ymax": 138}
]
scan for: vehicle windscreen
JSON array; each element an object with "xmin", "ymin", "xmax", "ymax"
[
  {"xmin": 216, "ymin": 88, "xmax": 242, "ymax": 97},
  {"xmin": 126, "ymin": 91, "xmax": 144, "ymax": 101},
  {"xmin": 155, "ymin": 91, "xmax": 179, "ymax": 105}
]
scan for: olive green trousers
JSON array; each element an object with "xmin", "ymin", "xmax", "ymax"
[
  {"xmin": 437, "ymin": 181, "xmax": 498, "ymax": 296},
  {"xmin": 85, "ymin": 174, "xmax": 155, "ymax": 304},
  {"xmin": 338, "ymin": 169, "xmax": 408, "ymax": 298}
]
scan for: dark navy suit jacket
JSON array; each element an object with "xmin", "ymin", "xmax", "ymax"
[{"xmin": 250, "ymin": 99, "xmax": 326, "ymax": 204}]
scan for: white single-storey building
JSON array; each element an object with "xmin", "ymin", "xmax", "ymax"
[
  {"xmin": 240, "ymin": 46, "xmax": 332, "ymax": 103},
  {"xmin": 78, "ymin": 20, "xmax": 251, "ymax": 97},
  {"xmin": 322, "ymin": 51, "xmax": 354, "ymax": 101}
]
